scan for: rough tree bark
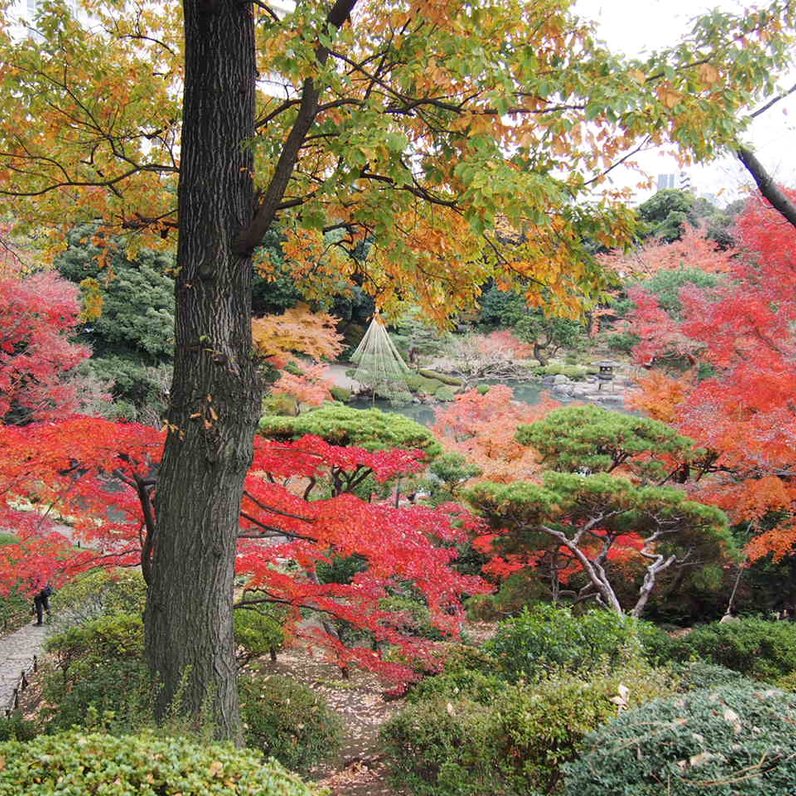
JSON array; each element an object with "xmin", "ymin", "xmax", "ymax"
[
  {"xmin": 144, "ymin": 0, "xmax": 259, "ymax": 741},
  {"xmin": 144, "ymin": 0, "xmax": 359, "ymax": 742}
]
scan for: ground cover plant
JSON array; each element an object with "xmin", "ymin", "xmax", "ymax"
[{"xmin": 563, "ymin": 685, "xmax": 796, "ymax": 796}]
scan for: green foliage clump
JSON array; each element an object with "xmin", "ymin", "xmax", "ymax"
[
  {"xmin": 261, "ymin": 392, "xmax": 300, "ymax": 416},
  {"xmin": 637, "ymin": 188, "xmax": 695, "ymax": 241},
  {"xmin": 328, "ymin": 385, "xmax": 351, "ymax": 403},
  {"xmin": 532, "ymin": 363, "xmax": 588, "ymax": 380},
  {"xmin": 316, "ymin": 553, "xmax": 367, "ymax": 585},
  {"xmin": 381, "ymin": 696, "xmax": 496, "ymax": 796},
  {"xmin": 671, "ymin": 660, "xmax": 752, "ymax": 692},
  {"xmin": 409, "ymin": 669, "xmax": 507, "ymax": 705},
  {"xmin": 486, "ymin": 604, "xmax": 663, "ymax": 681},
  {"xmin": 434, "ymin": 385, "xmax": 457, "ymax": 401},
  {"xmin": 605, "ymin": 331, "xmax": 640, "ymax": 354},
  {"xmin": 492, "ymin": 665, "xmax": 676, "ymax": 794},
  {"xmin": 55, "ymin": 567, "xmax": 147, "ymax": 625},
  {"xmin": 466, "ymin": 571, "xmax": 549, "ymax": 621},
  {"xmin": 234, "ymin": 606, "xmax": 288, "ymax": 665},
  {"xmin": 405, "ymin": 374, "xmax": 445, "ymax": 394},
  {"xmin": 0, "ymin": 714, "xmax": 38, "ymax": 742},
  {"xmin": 239, "ymin": 674, "xmax": 343, "ymax": 774},
  {"xmin": 666, "ymin": 618, "xmax": 796, "ymax": 682},
  {"xmin": 380, "ymin": 595, "xmax": 443, "ymax": 640},
  {"xmin": 260, "ymin": 403, "xmax": 441, "ymax": 454},
  {"xmin": 43, "ymin": 612, "xmax": 150, "ymax": 732},
  {"xmin": 563, "ymin": 686, "xmax": 796, "ymax": 795},
  {"xmin": 0, "ymin": 730, "xmax": 315, "ymax": 795},
  {"xmin": 639, "ymin": 267, "xmax": 722, "ymax": 317},
  {"xmin": 425, "ymin": 452, "xmax": 482, "ymax": 500},
  {"xmin": 383, "ymin": 662, "xmax": 676, "ymax": 796},
  {"xmin": 417, "ymin": 369, "xmax": 462, "ymax": 386},
  {"xmin": 56, "ymin": 226, "xmax": 175, "ymax": 419},
  {"xmin": 477, "ymin": 285, "xmax": 586, "ymax": 364}
]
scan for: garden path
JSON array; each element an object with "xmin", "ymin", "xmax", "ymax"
[{"xmin": 0, "ymin": 620, "xmax": 54, "ymax": 712}]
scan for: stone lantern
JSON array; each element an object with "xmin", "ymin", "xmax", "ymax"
[{"xmin": 597, "ymin": 360, "xmax": 617, "ymax": 390}]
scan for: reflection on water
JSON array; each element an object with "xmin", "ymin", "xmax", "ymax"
[{"xmin": 349, "ymin": 379, "xmax": 545, "ymax": 427}]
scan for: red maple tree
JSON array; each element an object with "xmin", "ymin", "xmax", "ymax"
[
  {"xmin": 628, "ymin": 190, "xmax": 796, "ymax": 562},
  {"xmin": 0, "ymin": 272, "xmax": 92, "ymax": 424},
  {"xmin": 0, "ymin": 417, "xmax": 485, "ymax": 679}
]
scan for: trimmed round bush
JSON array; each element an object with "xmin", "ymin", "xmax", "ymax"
[
  {"xmin": 55, "ymin": 568, "xmax": 147, "ymax": 624},
  {"xmin": 491, "ymin": 663, "xmax": 676, "ymax": 794},
  {"xmin": 239, "ymin": 674, "xmax": 342, "ymax": 774},
  {"xmin": 563, "ymin": 685, "xmax": 796, "ymax": 795},
  {"xmin": 234, "ymin": 605, "xmax": 288, "ymax": 664},
  {"xmin": 487, "ymin": 604, "xmax": 663, "ymax": 681},
  {"xmin": 0, "ymin": 731, "xmax": 314, "ymax": 795},
  {"xmin": 409, "ymin": 669, "xmax": 506, "ymax": 705},
  {"xmin": 43, "ymin": 612, "xmax": 151, "ymax": 732}
]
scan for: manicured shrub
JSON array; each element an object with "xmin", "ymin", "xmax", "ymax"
[
  {"xmin": 491, "ymin": 663, "xmax": 676, "ymax": 794},
  {"xmin": 532, "ymin": 363, "xmax": 588, "ymax": 380},
  {"xmin": 329, "ymin": 385, "xmax": 351, "ymax": 402},
  {"xmin": 434, "ymin": 385, "xmax": 457, "ymax": 401},
  {"xmin": 563, "ymin": 685, "xmax": 796, "ymax": 795},
  {"xmin": 415, "ymin": 376, "xmax": 444, "ymax": 394},
  {"xmin": 408, "ymin": 669, "xmax": 506, "ymax": 705},
  {"xmin": 668, "ymin": 617, "xmax": 796, "ymax": 681},
  {"xmin": 440, "ymin": 643, "xmax": 499, "ymax": 676},
  {"xmin": 417, "ymin": 369, "xmax": 463, "ymax": 387},
  {"xmin": 46, "ymin": 611, "xmax": 144, "ymax": 674},
  {"xmin": 486, "ymin": 604, "xmax": 660, "ymax": 681},
  {"xmin": 239, "ymin": 674, "xmax": 343, "ymax": 774},
  {"xmin": 0, "ymin": 730, "xmax": 315, "ymax": 795}
]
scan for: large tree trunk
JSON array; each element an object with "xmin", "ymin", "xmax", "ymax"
[{"xmin": 144, "ymin": 0, "xmax": 258, "ymax": 742}]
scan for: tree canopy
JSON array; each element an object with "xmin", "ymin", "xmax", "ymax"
[{"xmin": 2, "ymin": 0, "xmax": 795, "ymax": 318}]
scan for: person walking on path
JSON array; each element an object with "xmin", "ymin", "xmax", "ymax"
[{"xmin": 31, "ymin": 577, "xmax": 53, "ymax": 626}]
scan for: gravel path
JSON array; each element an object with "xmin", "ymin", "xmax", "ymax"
[{"xmin": 0, "ymin": 620, "xmax": 54, "ymax": 712}]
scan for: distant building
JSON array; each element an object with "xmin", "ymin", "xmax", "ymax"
[{"xmin": 656, "ymin": 171, "xmax": 692, "ymax": 192}]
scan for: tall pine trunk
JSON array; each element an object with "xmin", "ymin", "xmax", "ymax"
[{"xmin": 144, "ymin": 0, "xmax": 258, "ymax": 741}]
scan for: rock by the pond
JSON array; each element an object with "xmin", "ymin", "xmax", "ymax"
[
  {"xmin": 597, "ymin": 392, "xmax": 624, "ymax": 403},
  {"xmin": 552, "ymin": 374, "xmax": 570, "ymax": 385}
]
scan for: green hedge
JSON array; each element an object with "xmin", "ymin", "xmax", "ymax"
[
  {"xmin": 0, "ymin": 731, "xmax": 316, "ymax": 795},
  {"xmin": 666, "ymin": 618, "xmax": 796, "ymax": 682}
]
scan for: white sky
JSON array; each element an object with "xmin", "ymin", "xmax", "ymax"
[{"xmin": 575, "ymin": 0, "xmax": 796, "ymax": 204}]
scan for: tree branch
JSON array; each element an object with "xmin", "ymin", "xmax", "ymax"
[
  {"xmin": 235, "ymin": 0, "xmax": 359, "ymax": 254},
  {"xmin": 736, "ymin": 146, "xmax": 796, "ymax": 229}
]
